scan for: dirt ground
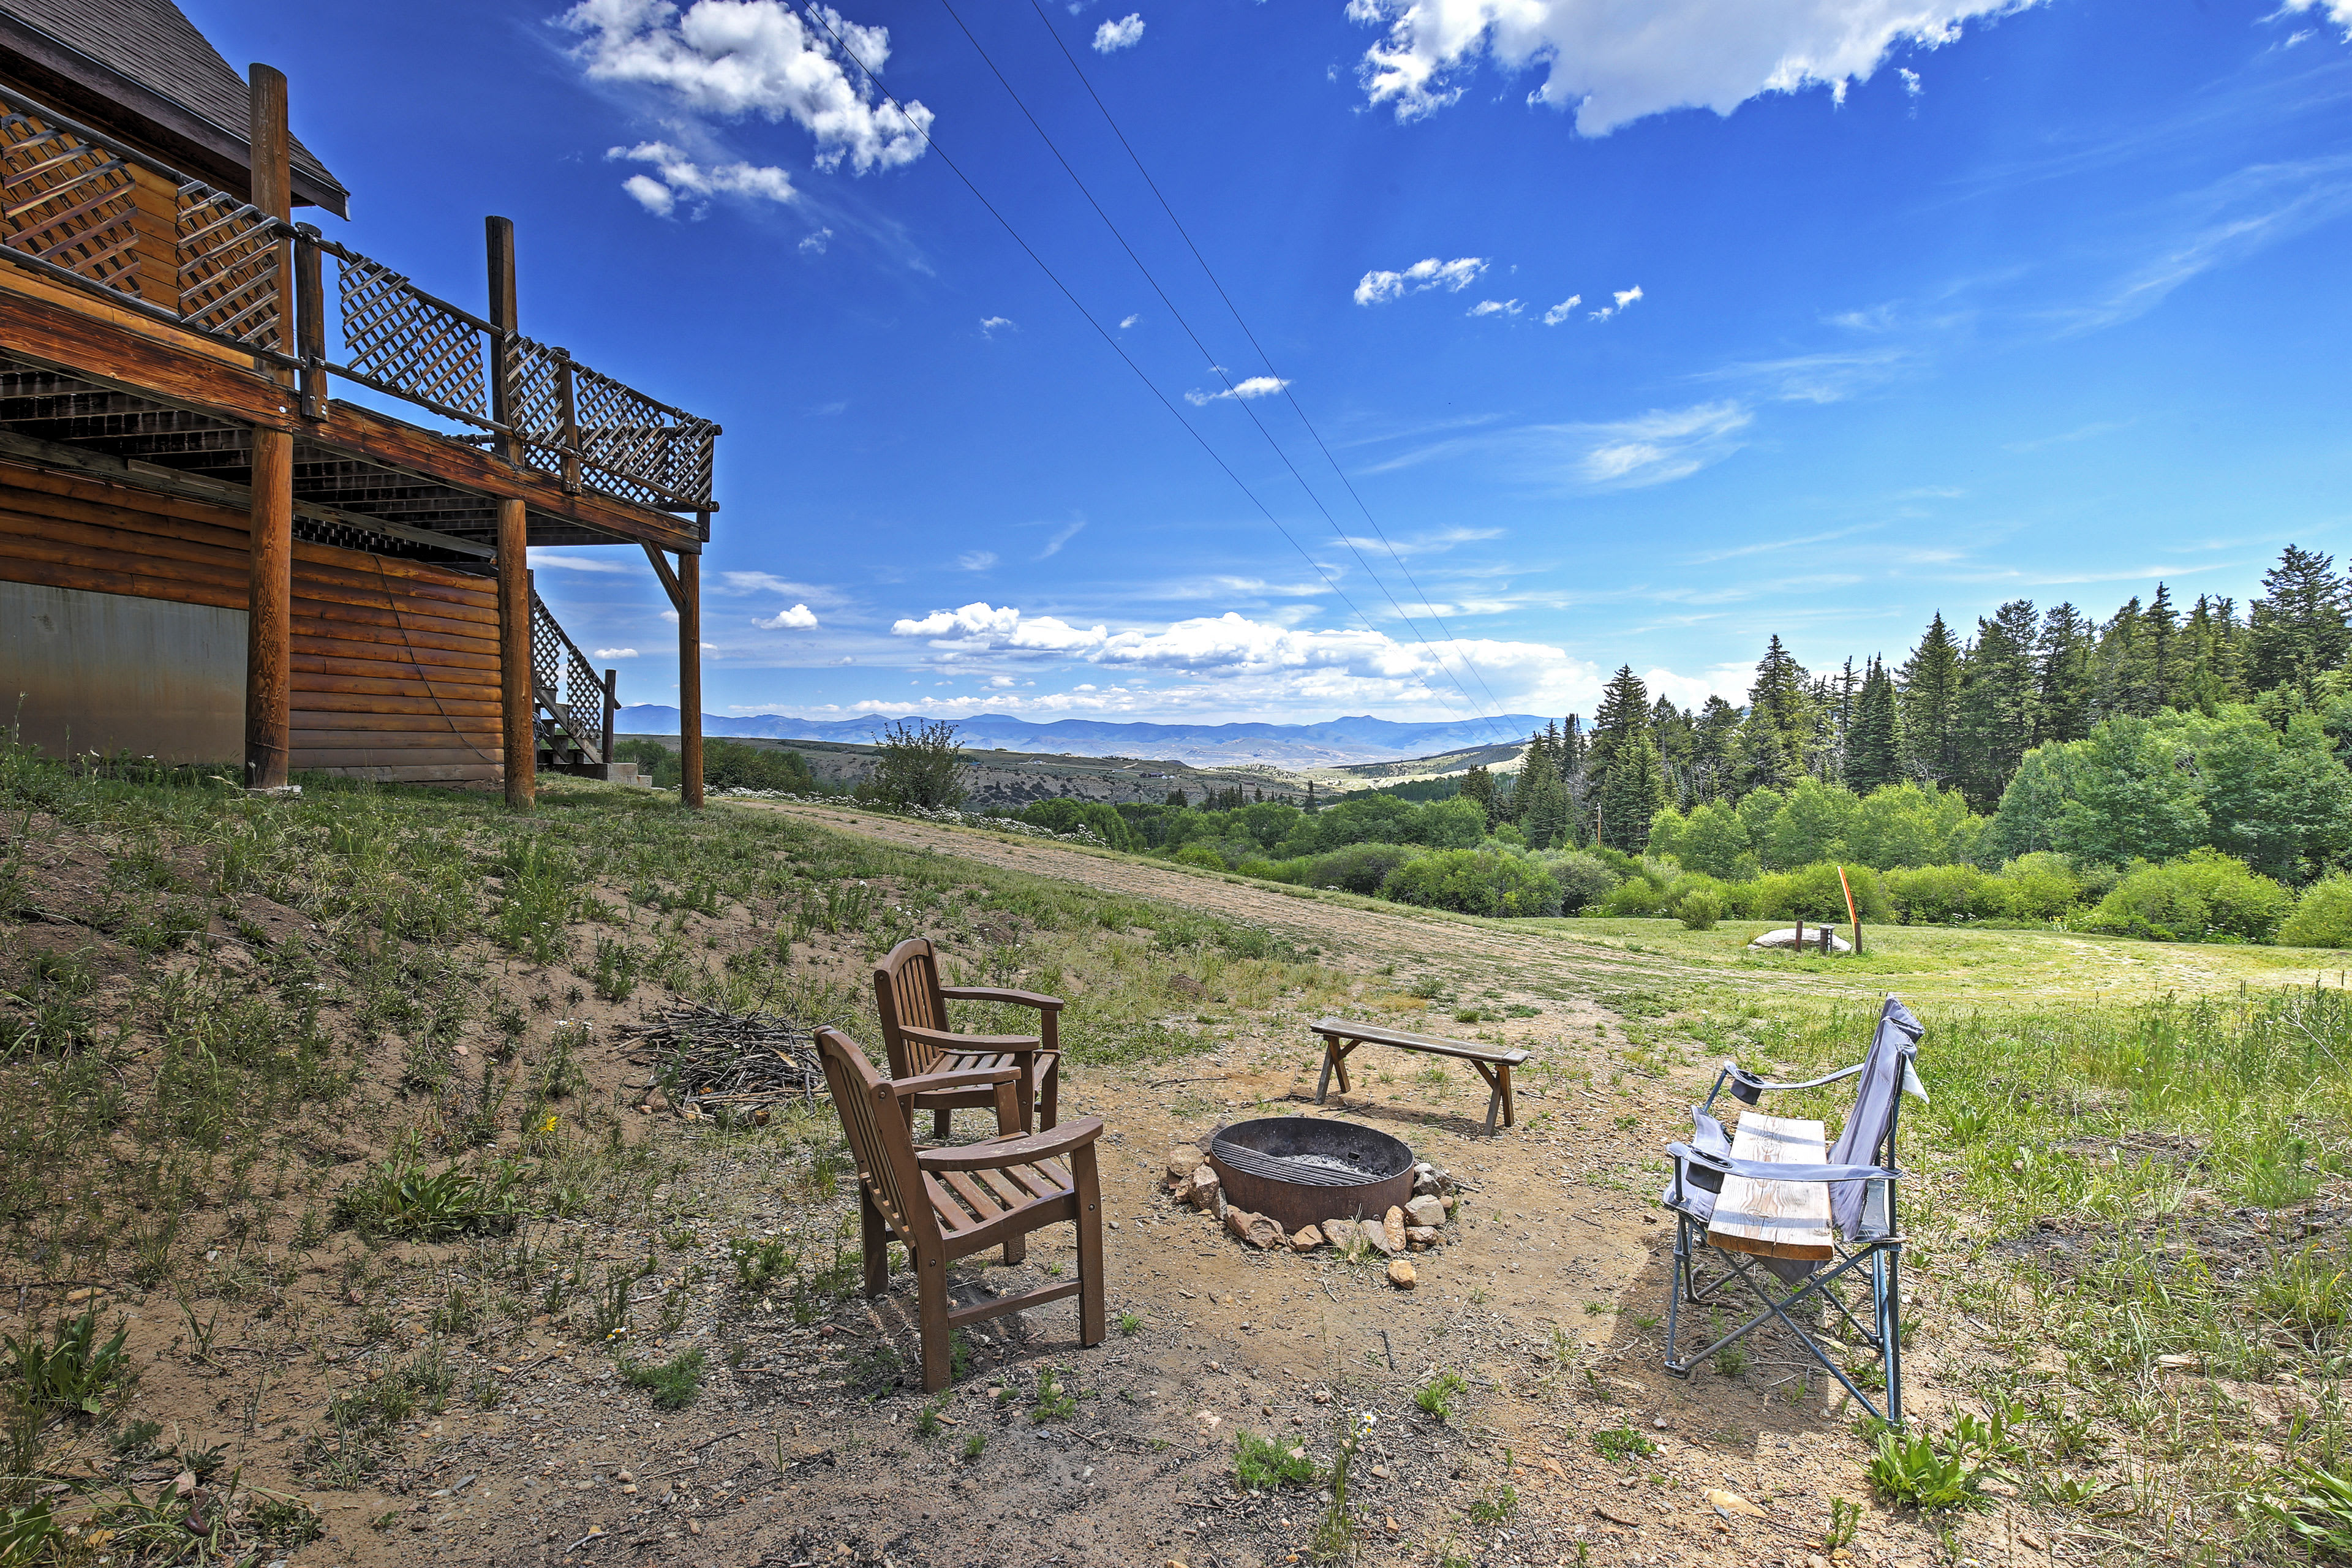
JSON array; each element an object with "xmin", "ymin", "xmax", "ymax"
[{"xmin": 4, "ymin": 796, "xmax": 2044, "ymax": 1568}]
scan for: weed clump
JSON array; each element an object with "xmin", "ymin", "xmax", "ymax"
[
  {"xmin": 620, "ymin": 1347, "xmax": 705, "ymax": 1409},
  {"xmin": 1232, "ymin": 1428, "xmax": 1316, "ymax": 1490},
  {"xmin": 333, "ymin": 1156, "xmax": 518, "ymax": 1240}
]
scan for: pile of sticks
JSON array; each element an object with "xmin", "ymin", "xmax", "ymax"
[{"xmin": 619, "ymin": 1004, "xmax": 824, "ymax": 1120}]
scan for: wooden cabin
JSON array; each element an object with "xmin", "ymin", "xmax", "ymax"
[{"xmin": 0, "ymin": 0, "xmax": 712, "ymax": 803}]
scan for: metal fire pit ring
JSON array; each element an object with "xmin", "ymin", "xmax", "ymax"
[{"xmin": 1207, "ymin": 1115, "xmax": 1414, "ymax": 1234}]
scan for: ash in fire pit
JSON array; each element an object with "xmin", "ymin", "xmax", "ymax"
[{"xmin": 1208, "ymin": 1117, "xmax": 1414, "ymax": 1233}]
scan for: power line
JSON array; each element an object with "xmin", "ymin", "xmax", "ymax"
[
  {"xmin": 1019, "ymin": 0, "xmax": 1522, "ymax": 737},
  {"xmin": 930, "ymin": 0, "xmax": 1492, "ymax": 730},
  {"xmin": 784, "ymin": 0, "xmax": 1404, "ymax": 682}
]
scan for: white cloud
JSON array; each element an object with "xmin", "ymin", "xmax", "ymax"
[
  {"xmin": 755, "ymin": 603, "xmax": 819, "ymax": 629},
  {"xmin": 658, "ymin": 608, "xmax": 680, "ymax": 624},
  {"xmin": 595, "ymin": 647, "xmax": 639, "ymax": 659},
  {"xmin": 715, "ymin": 570, "xmax": 827, "ymax": 598},
  {"xmin": 1118, "ymin": 314, "xmax": 1140, "ymax": 328},
  {"xmin": 528, "ymin": 549, "xmax": 632, "ymax": 572},
  {"xmin": 1038, "ymin": 519, "xmax": 1088, "ymax": 559},
  {"xmin": 1347, "ymin": 0, "xmax": 2034, "ymax": 132},
  {"xmin": 564, "ymin": 0, "xmax": 934, "ymax": 173},
  {"xmin": 1467, "ymin": 298, "xmax": 1522, "ymax": 317},
  {"xmin": 979, "ymin": 315, "xmax": 1016, "ymax": 337},
  {"xmin": 1589, "ymin": 284, "xmax": 1643, "ymax": 320},
  {"xmin": 799, "ymin": 226, "xmax": 834, "ymax": 254},
  {"xmin": 1540, "ymin": 295, "xmax": 1582, "ymax": 325},
  {"xmin": 1093, "ymin": 12, "xmax": 1145, "ymax": 51},
  {"xmin": 1575, "ymin": 401, "xmax": 1749, "ymax": 485},
  {"xmin": 957, "ymin": 549, "xmax": 998, "ymax": 571},
  {"xmin": 1898, "ymin": 66, "xmax": 1922, "ymax": 97},
  {"xmin": 2281, "ymin": 0, "xmax": 2352, "ymax": 35},
  {"xmin": 881, "ymin": 603, "xmax": 1604, "ymax": 714},
  {"xmin": 1354, "ymin": 256, "xmax": 1486, "ymax": 305},
  {"xmin": 608, "ymin": 141, "xmax": 796, "ymax": 216},
  {"xmin": 1184, "ymin": 375, "xmax": 1291, "ymax": 405},
  {"xmin": 893, "ymin": 602, "xmax": 1110, "ymax": 652}
]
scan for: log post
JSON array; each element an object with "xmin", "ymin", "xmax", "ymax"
[
  {"xmin": 498, "ymin": 497, "xmax": 533, "ymax": 806},
  {"xmin": 485, "ymin": 217, "xmax": 518, "ymax": 462},
  {"xmin": 601, "ymin": 667, "xmax": 617, "ymax": 769},
  {"xmin": 243, "ymin": 64, "xmax": 293, "ymax": 791},
  {"xmin": 679, "ymin": 545, "xmax": 703, "ymax": 809}
]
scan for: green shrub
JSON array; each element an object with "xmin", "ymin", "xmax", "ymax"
[
  {"xmin": 4, "ymin": 1308, "xmax": 130, "ymax": 1417},
  {"xmin": 1599, "ymin": 878, "xmax": 1667, "ymax": 917},
  {"xmin": 1540, "ymin": 850, "xmax": 1619, "ymax": 913},
  {"xmin": 2082, "ymin": 850, "xmax": 2292, "ymax": 943},
  {"xmin": 1673, "ymin": 887, "xmax": 1724, "ymax": 929},
  {"xmin": 2282, "ymin": 876, "xmax": 2352, "ymax": 949},
  {"xmin": 1020, "ymin": 799, "xmax": 1135, "ymax": 850},
  {"xmin": 1884, "ymin": 864, "xmax": 2006, "ymax": 925},
  {"xmin": 1306, "ymin": 842, "xmax": 1424, "ymax": 895},
  {"xmin": 1735, "ymin": 862, "xmax": 1891, "ymax": 923},
  {"xmin": 1381, "ymin": 850, "xmax": 1561, "ymax": 918},
  {"xmin": 702, "ymin": 740, "xmax": 819, "ymax": 793},
  {"xmin": 1174, "ymin": 843, "xmax": 1227, "ymax": 872},
  {"xmin": 1998, "ymin": 852, "xmax": 2084, "ymax": 921}
]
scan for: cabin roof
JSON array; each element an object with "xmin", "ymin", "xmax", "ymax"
[{"xmin": 0, "ymin": 0, "xmax": 350, "ymax": 217}]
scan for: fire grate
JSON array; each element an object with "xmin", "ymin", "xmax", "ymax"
[{"xmin": 1208, "ymin": 1116, "xmax": 1414, "ymax": 1232}]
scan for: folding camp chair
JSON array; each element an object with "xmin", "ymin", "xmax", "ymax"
[{"xmin": 1660, "ymin": 995, "xmax": 1926, "ymax": 1426}]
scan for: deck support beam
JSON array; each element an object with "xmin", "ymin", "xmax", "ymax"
[
  {"xmin": 241, "ymin": 63, "xmax": 293, "ymax": 791},
  {"xmin": 498, "ymin": 497, "xmax": 534, "ymax": 807},
  {"xmin": 679, "ymin": 538, "xmax": 703, "ymax": 809}
]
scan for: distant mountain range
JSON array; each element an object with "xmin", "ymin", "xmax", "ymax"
[{"xmin": 614, "ymin": 707, "xmax": 1547, "ymax": 770}]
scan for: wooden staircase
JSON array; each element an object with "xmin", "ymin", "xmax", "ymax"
[{"xmin": 530, "ymin": 589, "xmax": 624, "ymax": 779}]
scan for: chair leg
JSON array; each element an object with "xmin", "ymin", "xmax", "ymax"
[
  {"xmin": 990, "ymin": 1078, "xmax": 1019, "ymax": 1135},
  {"xmin": 860, "ymin": 1186, "xmax": 889, "ymax": 1297},
  {"xmin": 1038, "ymin": 1059, "xmax": 1059, "ymax": 1133},
  {"xmin": 918, "ymin": 1253, "xmax": 952, "ymax": 1393},
  {"xmin": 1072, "ymin": 1145, "xmax": 1106, "ymax": 1347},
  {"xmin": 932, "ymin": 1108, "xmax": 952, "ymax": 1142},
  {"xmin": 1879, "ymin": 1245, "xmax": 1904, "ymax": 1427},
  {"xmin": 1499, "ymin": 1063, "xmax": 1515, "ymax": 1127},
  {"xmin": 1315, "ymin": 1041, "xmax": 1336, "ymax": 1103},
  {"xmin": 1664, "ymin": 1215, "xmax": 1691, "ymax": 1374}
]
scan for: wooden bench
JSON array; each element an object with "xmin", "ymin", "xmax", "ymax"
[
  {"xmin": 1308, "ymin": 1016, "xmax": 1532, "ymax": 1136},
  {"xmin": 1703, "ymin": 1112, "xmax": 1834, "ymax": 1262}
]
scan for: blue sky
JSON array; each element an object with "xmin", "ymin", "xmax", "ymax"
[{"xmin": 203, "ymin": 0, "xmax": 2352, "ymax": 733}]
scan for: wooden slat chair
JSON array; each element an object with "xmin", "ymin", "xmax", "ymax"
[
  {"xmin": 874, "ymin": 937, "xmax": 1063, "ymax": 1138},
  {"xmin": 1659, "ymin": 995, "xmax": 1927, "ymax": 1426},
  {"xmin": 815, "ymin": 1026, "xmax": 1107, "ymax": 1393}
]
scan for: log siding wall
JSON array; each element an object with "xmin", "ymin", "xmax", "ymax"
[{"xmin": 0, "ymin": 458, "xmax": 503, "ymax": 783}]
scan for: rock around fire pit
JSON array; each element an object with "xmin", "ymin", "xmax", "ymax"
[{"xmin": 1164, "ymin": 1118, "xmax": 1460, "ymax": 1286}]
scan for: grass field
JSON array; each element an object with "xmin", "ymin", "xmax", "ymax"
[{"xmin": 7, "ymin": 755, "xmax": 2352, "ymax": 1564}]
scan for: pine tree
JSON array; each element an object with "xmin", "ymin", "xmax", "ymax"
[
  {"xmin": 1459, "ymin": 765, "xmax": 1494, "ymax": 824},
  {"xmin": 1509, "ymin": 729, "xmax": 1570, "ymax": 846},
  {"xmin": 1740, "ymin": 635, "xmax": 1811, "ymax": 793},
  {"xmin": 2248, "ymin": 545, "xmax": 2350, "ymax": 699},
  {"xmin": 1847, "ymin": 657, "xmax": 1901, "ymax": 793},
  {"xmin": 1690, "ymin": 697, "xmax": 1743, "ymax": 803},
  {"xmin": 2146, "ymin": 582, "xmax": 2181, "ymax": 712},
  {"xmin": 1898, "ymin": 613, "xmax": 1964, "ymax": 785},
  {"xmin": 1953, "ymin": 599, "xmax": 2038, "ymax": 812},
  {"xmin": 1586, "ymin": 666, "xmax": 1651, "ymax": 778},
  {"xmin": 1830, "ymin": 657, "xmax": 1860, "ymax": 783},
  {"xmin": 2034, "ymin": 603, "xmax": 2095, "ymax": 744},
  {"xmin": 1595, "ymin": 736, "xmax": 1665, "ymax": 853},
  {"xmin": 2093, "ymin": 597, "xmax": 2148, "ymax": 720},
  {"xmin": 2183, "ymin": 595, "xmax": 2245, "ymax": 712}
]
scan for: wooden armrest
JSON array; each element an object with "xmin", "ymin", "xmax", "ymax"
[
  {"xmin": 916, "ymin": 1117, "xmax": 1106, "ymax": 1171},
  {"xmin": 940, "ymin": 986, "xmax": 1066, "ymax": 1012},
  {"xmin": 890, "ymin": 1066, "xmax": 1019, "ymax": 1098},
  {"xmin": 899, "ymin": 1024, "xmax": 1045, "ymax": 1055}
]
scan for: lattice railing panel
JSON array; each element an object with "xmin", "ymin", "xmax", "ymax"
[
  {"xmin": 177, "ymin": 183, "xmax": 281, "ymax": 349},
  {"xmin": 0, "ymin": 103, "xmax": 145, "ymax": 303},
  {"xmin": 503, "ymin": 336, "xmax": 567, "ymax": 475},
  {"xmin": 335, "ymin": 251, "xmax": 489, "ymax": 421},
  {"xmin": 571, "ymin": 359, "xmax": 717, "ymax": 511}
]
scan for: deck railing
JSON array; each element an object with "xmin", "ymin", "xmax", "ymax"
[{"xmin": 0, "ymin": 82, "xmax": 718, "ymax": 518}]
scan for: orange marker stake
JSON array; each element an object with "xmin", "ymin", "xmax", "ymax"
[{"xmin": 1838, "ymin": 864, "xmax": 1861, "ymax": 955}]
